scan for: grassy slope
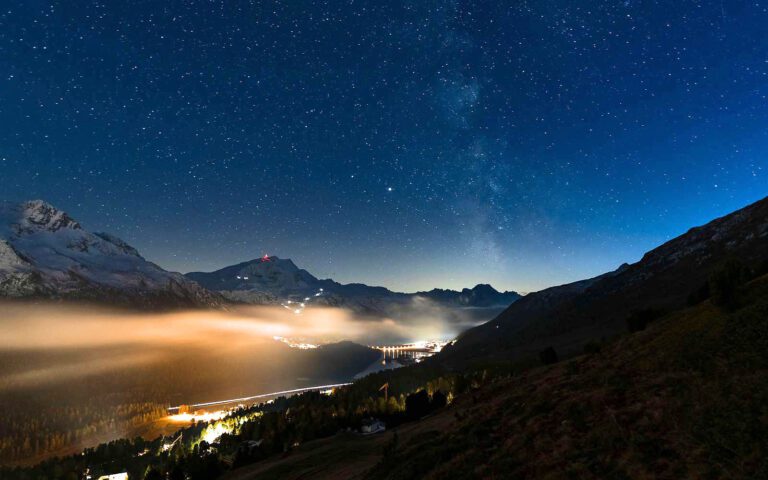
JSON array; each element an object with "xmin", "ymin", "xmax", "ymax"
[{"xmin": 227, "ymin": 276, "xmax": 768, "ymax": 479}]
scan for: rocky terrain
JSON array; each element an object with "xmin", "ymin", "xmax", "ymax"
[{"xmin": 0, "ymin": 200, "xmax": 224, "ymax": 309}]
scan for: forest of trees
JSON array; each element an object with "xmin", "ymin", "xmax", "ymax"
[
  {"xmin": 0, "ymin": 364, "xmax": 498, "ymax": 480},
  {"xmin": 0, "ymin": 399, "xmax": 167, "ymax": 464}
]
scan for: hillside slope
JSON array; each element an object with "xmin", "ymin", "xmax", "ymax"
[
  {"xmin": 225, "ymin": 275, "xmax": 768, "ymax": 480},
  {"xmin": 365, "ymin": 275, "xmax": 768, "ymax": 479},
  {"xmin": 439, "ymin": 195, "xmax": 768, "ymax": 367}
]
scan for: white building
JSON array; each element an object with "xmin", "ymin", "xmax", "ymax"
[
  {"xmin": 98, "ymin": 474, "xmax": 128, "ymax": 480},
  {"xmin": 361, "ymin": 418, "xmax": 386, "ymax": 435}
]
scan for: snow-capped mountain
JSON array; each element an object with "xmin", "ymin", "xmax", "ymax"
[
  {"xmin": 186, "ymin": 256, "xmax": 520, "ymax": 317},
  {"xmin": 0, "ymin": 200, "xmax": 223, "ymax": 309}
]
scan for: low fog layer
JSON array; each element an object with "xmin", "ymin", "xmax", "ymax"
[
  {"xmin": 0, "ymin": 299, "xmax": 491, "ymax": 350},
  {"xmin": 0, "ymin": 300, "xmax": 500, "ymax": 393}
]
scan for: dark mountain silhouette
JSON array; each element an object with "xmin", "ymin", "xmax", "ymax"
[
  {"xmin": 438, "ymin": 195, "xmax": 768, "ymax": 367},
  {"xmin": 187, "ymin": 257, "xmax": 520, "ymax": 317}
]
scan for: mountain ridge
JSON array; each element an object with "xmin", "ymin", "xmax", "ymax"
[
  {"xmin": 438, "ymin": 194, "xmax": 768, "ymax": 367},
  {"xmin": 0, "ymin": 200, "xmax": 521, "ymax": 316},
  {"xmin": 0, "ymin": 200, "xmax": 224, "ymax": 309},
  {"xmin": 186, "ymin": 256, "xmax": 521, "ymax": 316}
]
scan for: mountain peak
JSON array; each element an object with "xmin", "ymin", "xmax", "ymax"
[
  {"xmin": 0, "ymin": 199, "xmax": 223, "ymax": 309},
  {"xmin": 0, "ymin": 200, "xmax": 82, "ymax": 235},
  {"xmin": 467, "ymin": 283, "xmax": 500, "ymax": 294},
  {"xmin": 186, "ymin": 255, "xmax": 319, "ymax": 293},
  {"xmin": 246, "ymin": 255, "xmax": 293, "ymax": 266},
  {"xmin": 239, "ymin": 256, "xmax": 304, "ymax": 274}
]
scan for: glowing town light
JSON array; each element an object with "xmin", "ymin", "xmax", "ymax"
[
  {"xmin": 279, "ymin": 288, "xmax": 323, "ymax": 315},
  {"xmin": 97, "ymin": 473, "xmax": 128, "ymax": 480},
  {"xmin": 200, "ymin": 422, "xmax": 231, "ymax": 445},
  {"xmin": 167, "ymin": 410, "xmax": 228, "ymax": 423},
  {"xmin": 162, "ymin": 433, "xmax": 183, "ymax": 452},
  {"xmin": 273, "ymin": 336, "xmax": 318, "ymax": 349}
]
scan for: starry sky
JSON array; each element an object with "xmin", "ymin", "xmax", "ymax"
[{"xmin": 1, "ymin": 0, "xmax": 766, "ymax": 293}]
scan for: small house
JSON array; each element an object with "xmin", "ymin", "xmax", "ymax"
[
  {"xmin": 361, "ymin": 418, "xmax": 386, "ymax": 435},
  {"xmin": 238, "ymin": 439, "xmax": 264, "ymax": 456},
  {"xmin": 97, "ymin": 474, "xmax": 128, "ymax": 480}
]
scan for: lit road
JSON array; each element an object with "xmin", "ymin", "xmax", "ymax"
[{"xmin": 167, "ymin": 383, "xmax": 352, "ymax": 412}]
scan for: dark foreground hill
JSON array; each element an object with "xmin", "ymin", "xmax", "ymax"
[
  {"xmin": 438, "ymin": 195, "xmax": 768, "ymax": 368},
  {"xmin": 222, "ymin": 273, "xmax": 768, "ymax": 480}
]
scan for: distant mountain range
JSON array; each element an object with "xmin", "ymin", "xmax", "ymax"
[
  {"xmin": 0, "ymin": 200, "xmax": 520, "ymax": 317},
  {"xmin": 0, "ymin": 200, "xmax": 223, "ymax": 309},
  {"xmin": 438, "ymin": 195, "xmax": 768, "ymax": 367},
  {"xmin": 186, "ymin": 256, "xmax": 521, "ymax": 317}
]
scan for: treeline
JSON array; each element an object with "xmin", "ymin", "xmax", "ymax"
[
  {"xmin": 688, "ymin": 257, "xmax": 768, "ymax": 310},
  {"xmin": 0, "ymin": 400, "xmax": 166, "ymax": 464},
  {"xmin": 150, "ymin": 369, "xmax": 469, "ymax": 476},
  {"xmin": 152, "ymin": 371, "xmax": 474, "ymax": 479},
  {"xmin": 0, "ymin": 366, "xmax": 500, "ymax": 480}
]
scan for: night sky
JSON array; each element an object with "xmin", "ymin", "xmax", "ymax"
[{"xmin": 1, "ymin": 1, "xmax": 766, "ymax": 292}]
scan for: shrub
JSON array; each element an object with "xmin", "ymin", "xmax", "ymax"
[
  {"xmin": 583, "ymin": 341, "xmax": 602, "ymax": 355},
  {"xmin": 709, "ymin": 258, "xmax": 749, "ymax": 310},
  {"xmin": 431, "ymin": 390, "xmax": 447, "ymax": 410},
  {"xmin": 756, "ymin": 258, "xmax": 768, "ymax": 278},
  {"xmin": 405, "ymin": 390, "xmax": 431, "ymax": 419},
  {"xmin": 380, "ymin": 431, "xmax": 398, "ymax": 465},
  {"xmin": 539, "ymin": 347, "xmax": 559, "ymax": 365},
  {"xmin": 454, "ymin": 374, "xmax": 470, "ymax": 395},
  {"xmin": 144, "ymin": 467, "xmax": 163, "ymax": 480},
  {"xmin": 626, "ymin": 308, "xmax": 663, "ymax": 333},
  {"xmin": 687, "ymin": 281, "xmax": 711, "ymax": 306}
]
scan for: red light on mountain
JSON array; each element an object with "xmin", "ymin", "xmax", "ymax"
[{"xmin": 261, "ymin": 254, "xmax": 271, "ymax": 262}]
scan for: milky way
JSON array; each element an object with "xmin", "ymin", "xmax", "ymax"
[{"xmin": 0, "ymin": 1, "xmax": 766, "ymax": 292}]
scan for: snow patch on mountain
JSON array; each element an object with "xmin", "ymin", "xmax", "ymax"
[{"xmin": 0, "ymin": 200, "xmax": 222, "ymax": 308}]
